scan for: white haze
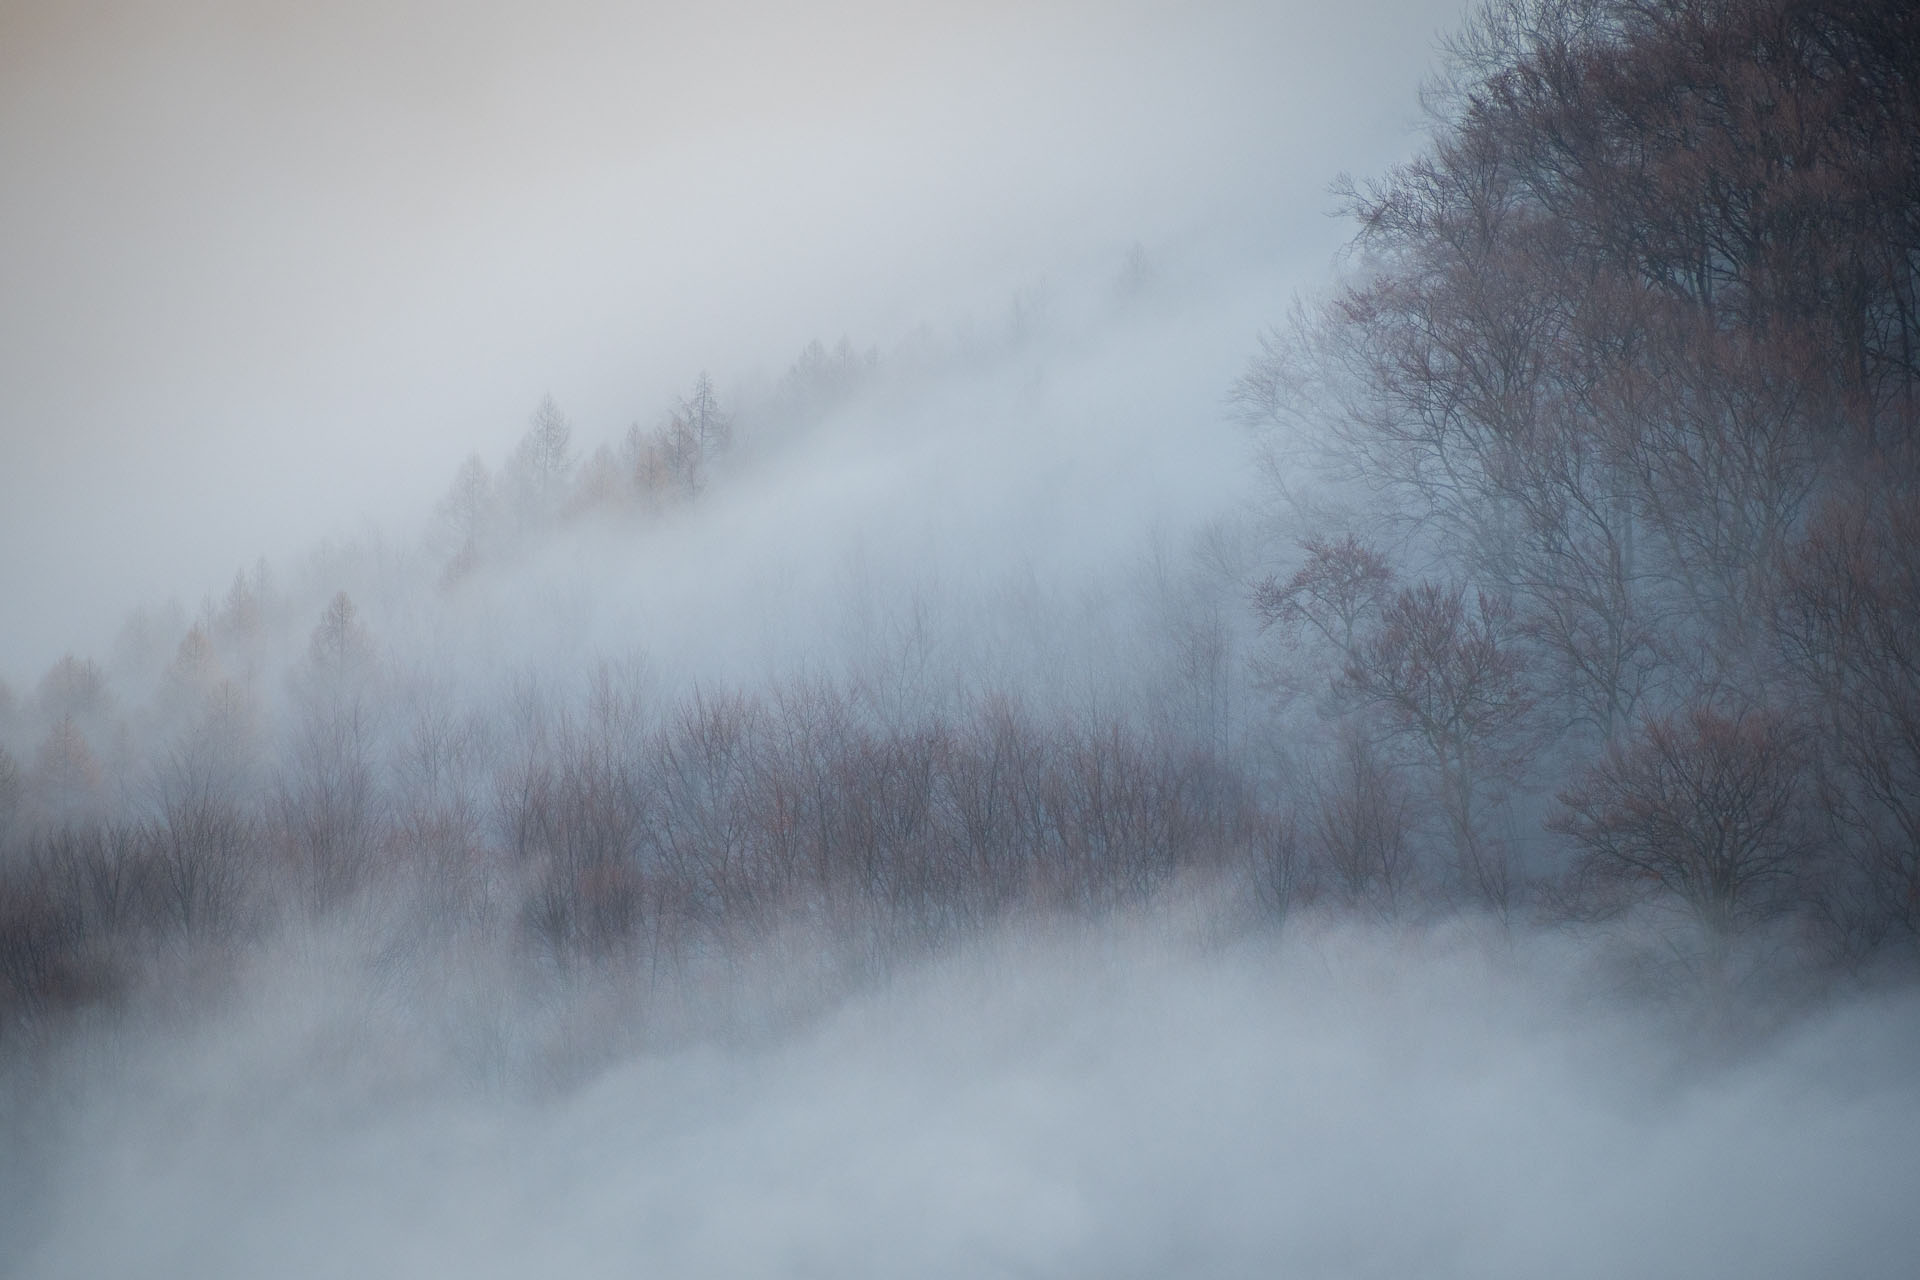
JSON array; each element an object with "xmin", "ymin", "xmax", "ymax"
[
  {"xmin": 0, "ymin": 0, "xmax": 1460, "ymax": 681},
  {"xmin": 8, "ymin": 914, "xmax": 1918, "ymax": 1279}
]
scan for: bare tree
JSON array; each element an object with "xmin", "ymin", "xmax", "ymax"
[
  {"xmin": 1773, "ymin": 491, "xmax": 1920, "ymax": 952},
  {"xmin": 309, "ymin": 592, "xmax": 372, "ymax": 678},
  {"xmin": 1253, "ymin": 535, "xmax": 1396, "ymax": 713},
  {"xmin": 1255, "ymin": 535, "xmax": 1395, "ymax": 659},
  {"xmin": 434, "ymin": 453, "xmax": 494, "ymax": 580},
  {"xmin": 277, "ymin": 693, "xmax": 383, "ymax": 910},
  {"xmin": 1305, "ymin": 725, "xmax": 1414, "ymax": 916},
  {"xmin": 0, "ymin": 745, "xmax": 20, "ymax": 847},
  {"xmin": 30, "ymin": 717, "xmax": 103, "ymax": 826},
  {"xmin": 1346, "ymin": 582, "xmax": 1534, "ymax": 912},
  {"xmin": 626, "ymin": 373, "xmax": 735, "ymax": 501},
  {"xmin": 509, "ymin": 394, "xmax": 575, "ymax": 521},
  {"xmin": 1552, "ymin": 706, "xmax": 1810, "ymax": 957},
  {"xmin": 35, "ymin": 654, "xmax": 109, "ymax": 725},
  {"xmin": 149, "ymin": 734, "xmax": 252, "ymax": 933}
]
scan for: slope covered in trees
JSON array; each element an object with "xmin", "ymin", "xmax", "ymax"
[
  {"xmin": 2, "ymin": 0, "xmax": 1916, "ymax": 1035},
  {"xmin": 0, "ymin": 0, "xmax": 1911, "ymax": 1037},
  {"xmin": 3, "ymin": 5, "xmax": 1920, "ymax": 1274},
  {"xmin": 3, "ymin": 5, "xmax": 1920, "ymax": 1272}
]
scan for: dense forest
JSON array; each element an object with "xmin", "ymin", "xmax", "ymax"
[{"xmin": 3, "ymin": 1, "xmax": 1919, "ymax": 1273}]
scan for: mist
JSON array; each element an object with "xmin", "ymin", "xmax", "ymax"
[
  {"xmin": 8, "ymin": 913, "xmax": 1917, "ymax": 1280},
  {"xmin": 6, "ymin": 0, "xmax": 1920, "ymax": 1275},
  {"xmin": 0, "ymin": 0, "xmax": 1454, "ymax": 679}
]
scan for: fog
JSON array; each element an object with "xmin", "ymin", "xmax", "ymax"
[
  {"xmin": 0, "ymin": 0, "xmax": 1455, "ymax": 680},
  {"xmin": 9, "ymin": 915, "xmax": 1918, "ymax": 1279},
  {"xmin": 7, "ymin": 1, "xmax": 1919, "ymax": 1274}
]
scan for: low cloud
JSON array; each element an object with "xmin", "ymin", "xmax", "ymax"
[{"xmin": 10, "ymin": 913, "xmax": 1918, "ymax": 1279}]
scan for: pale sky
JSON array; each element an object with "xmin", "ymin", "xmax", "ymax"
[{"xmin": 0, "ymin": 0, "xmax": 1465, "ymax": 684}]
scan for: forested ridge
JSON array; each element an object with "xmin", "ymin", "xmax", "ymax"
[{"xmin": 4, "ymin": 0, "xmax": 1919, "ymax": 1051}]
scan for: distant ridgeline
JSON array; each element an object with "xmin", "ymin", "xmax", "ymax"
[{"xmin": 436, "ymin": 337, "xmax": 876, "ymax": 586}]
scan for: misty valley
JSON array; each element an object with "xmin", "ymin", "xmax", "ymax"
[{"xmin": 4, "ymin": 1, "xmax": 1920, "ymax": 1276}]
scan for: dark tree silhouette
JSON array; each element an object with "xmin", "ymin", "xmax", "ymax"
[{"xmin": 1553, "ymin": 707, "xmax": 1809, "ymax": 952}]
